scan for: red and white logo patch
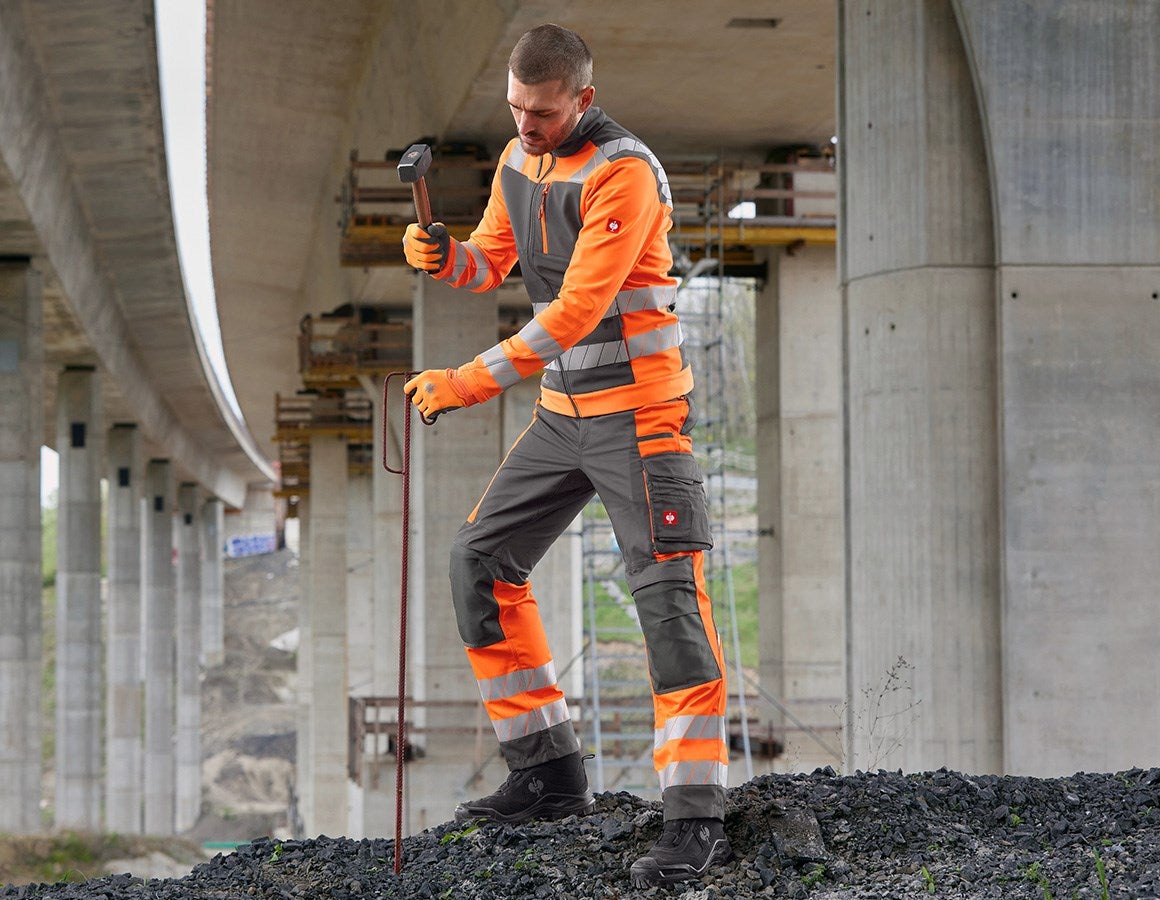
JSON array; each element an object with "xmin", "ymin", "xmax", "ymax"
[
  {"xmin": 662, "ymin": 510, "xmax": 679, "ymax": 526},
  {"xmin": 606, "ymin": 218, "xmax": 622, "ymax": 233}
]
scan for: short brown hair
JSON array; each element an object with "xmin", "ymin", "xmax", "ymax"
[{"xmin": 508, "ymin": 24, "xmax": 593, "ymax": 96}]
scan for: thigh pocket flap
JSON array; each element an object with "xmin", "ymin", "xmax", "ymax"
[{"xmin": 642, "ymin": 452, "xmax": 713, "ymax": 553}]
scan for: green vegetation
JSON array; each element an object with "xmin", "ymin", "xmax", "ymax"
[
  {"xmin": 801, "ymin": 862, "xmax": 827, "ymax": 888},
  {"xmin": 439, "ymin": 824, "xmax": 480, "ymax": 845},
  {"xmin": 0, "ymin": 832, "xmax": 202, "ymax": 886},
  {"xmin": 41, "ymin": 583, "xmax": 56, "ymax": 782},
  {"xmin": 1094, "ymin": 848, "xmax": 1109, "ymax": 900},
  {"xmin": 42, "ymin": 501, "xmax": 57, "ymax": 587},
  {"xmin": 920, "ymin": 864, "xmax": 936, "ymax": 893},
  {"xmin": 1025, "ymin": 861, "xmax": 1052, "ymax": 899},
  {"xmin": 587, "ymin": 559, "xmax": 759, "ymax": 668}
]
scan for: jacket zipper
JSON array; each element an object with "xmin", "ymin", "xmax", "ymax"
[
  {"xmin": 527, "ymin": 153, "xmax": 579, "ymax": 414},
  {"xmin": 539, "ymin": 183, "xmax": 551, "ymax": 254}
]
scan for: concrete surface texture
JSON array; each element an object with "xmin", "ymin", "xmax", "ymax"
[{"xmin": 839, "ymin": 0, "xmax": 1159, "ymax": 775}]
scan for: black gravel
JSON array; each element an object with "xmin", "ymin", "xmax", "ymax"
[{"xmin": 6, "ymin": 766, "xmax": 1160, "ymax": 898}]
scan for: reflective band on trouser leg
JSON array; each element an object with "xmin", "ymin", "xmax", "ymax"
[
  {"xmin": 651, "ymin": 552, "xmax": 728, "ymax": 820},
  {"xmin": 463, "ymin": 579, "xmax": 580, "ymax": 769}
]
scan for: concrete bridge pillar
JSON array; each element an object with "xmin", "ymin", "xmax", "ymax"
[
  {"xmin": 175, "ymin": 484, "xmax": 203, "ymax": 832},
  {"xmin": 952, "ymin": 0, "xmax": 1160, "ymax": 774},
  {"xmin": 0, "ymin": 262, "xmax": 43, "ymax": 832},
  {"xmin": 838, "ymin": 0, "xmax": 1001, "ymax": 774},
  {"xmin": 201, "ymin": 498, "xmax": 225, "ymax": 668},
  {"xmin": 106, "ymin": 423, "xmax": 143, "ymax": 833},
  {"xmin": 757, "ymin": 245, "xmax": 846, "ymax": 774},
  {"xmin": 295, "ymin": 498, "xmax": 313, "ymax": 834},
  {"xmin": 347, "ymin": 469, "xmax": 373, "ymax": 702},
  {"xmin": 410, "ymin": 274, "xmax": 503, "ymax": 832},
  {"xmin": 352, "ymin": 375, "xmax": 404, "ymax": 838},
  {"xmin": 143, "ymin": 459, "xmax": 176, "ymax": 834},
  {"xmin": 306, "ymin": 431, "xmax": 349, "ymax": 835},
  {"xmin": 54, "ymin": 365, "xmax": 103, "ymax": 828}
]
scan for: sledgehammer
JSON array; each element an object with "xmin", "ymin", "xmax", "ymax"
[{"xmin": 396, "ymin": 143, "xmax": 434, "ymax": 227}]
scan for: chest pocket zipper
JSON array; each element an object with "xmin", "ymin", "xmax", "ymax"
[{"xmin": 539, "ymin": 182, "xmax": 551, "ymax": 254}]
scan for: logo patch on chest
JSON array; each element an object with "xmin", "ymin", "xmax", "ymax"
[{"xmin": 606, "ymin": 218, "xmax": 622, "ymax": 233}]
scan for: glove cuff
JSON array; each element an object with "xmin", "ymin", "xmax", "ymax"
[
  {"xmin": 446, "ymin": 367, "xmax": 481, "ymax": 407},
  {"xmin": 433, "ymin": 237, "xmax": 459, "ymax": 280}
]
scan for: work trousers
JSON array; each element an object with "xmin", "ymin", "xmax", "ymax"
[{"xmin": 449, "ymin": 397, "xmax": 728, "ymax": 820}]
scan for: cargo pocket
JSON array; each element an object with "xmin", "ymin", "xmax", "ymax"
[{"xmin": 642, "ymin": 452, "xmax": 713, "ymax": 553}]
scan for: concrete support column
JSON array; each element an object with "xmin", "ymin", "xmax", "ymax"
[
  {"xmin": 345, "ymin": 465, "xmax": 372, "ymax": 840},
  {"xmin": 368, "ymin": 376, "xmax": 403, "ymax": 701},
  {"xmin": 175, "ymin": 484, "xmax": 202, "ymax": 832},
  {"xmin": 355, "ymin": 374, "xmax": 404, "ymax": 837},
  {"xmin": 949, "ymin": 0, "xmax": 1160, "ymax": 774},
  {"xmin": 0, "ymin": 262, "xmax": 43, "ymax": 832},
  {"xmin": 757, "ymin": 246, "xmax": 847, "ymax": 773},
  {"xmin": 54, "ymin": 366, "xmax": 103, "ymax": 828},
  {"xmin": 223, "ymin": 483, "xmax": 277, "ymax": 554},
  {"xmin": 412, "ymin": 275, "xmax": 502, "ymax": 832},
  {"xmin": 295, "ymin": 498, "xmax": 313, "ymax": 834},
  {"xmin": 106, "ymin": 423, "xmax": 143, "ymax": 833},
  {"xmin": 307, "ymin": 431, "xmax": 349, "ymax": 836},
  {"xmin": 200, "ymin": 498, "xmax": 225, "ymax": 668},
  {"xmin": 839, "ymin": 0, "xmax": 1000, "ymax": 773},
  {"xmin": 347, "ymin": 468, "xmax": 374, "ymax": 701},
  {"xmin": 143, "ymin": 459, "xmax": 176, "ymax": 834},
  {"xmin": 755, "ymin": 255, "xmax": 785, "ymax": 757}
]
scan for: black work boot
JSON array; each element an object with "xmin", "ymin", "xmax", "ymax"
[
  {"xmin": 454, "ymin": 751, "xmax": 594, "ymax": 823},
  {"xmin": 630, "ymin": 817, "xmax": 734, "ymax": 887}
]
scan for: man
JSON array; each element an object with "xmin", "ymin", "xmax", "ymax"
[{"xmin": 402, "ymin": 23, "xmax": 732, "ymax": 888}]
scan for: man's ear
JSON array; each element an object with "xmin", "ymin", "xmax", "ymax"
[{"xmin": 578, "ymin": 85, "xmax": 595, "ymax": 112}]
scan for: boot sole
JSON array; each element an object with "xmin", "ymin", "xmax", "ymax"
[
  {"xmin": 454, "ymin": 794, "xmax": 595, "ymax": 824},
  {"xmin": 629, "ymin": 840, "xmax": 734, "ymax": 888}
]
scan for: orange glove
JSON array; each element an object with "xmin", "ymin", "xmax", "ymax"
[
  {"xmin": 404, "ymin": 368, "xmax": 477, "ymax": 421},
  {"xmin": 402, "ymin": 223, "xmax": 451, "ymax": 274}
]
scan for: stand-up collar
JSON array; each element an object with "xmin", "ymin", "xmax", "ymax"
[{"xmin": 554, "ymin": 106, "xmax": 608, "ymax": 158}]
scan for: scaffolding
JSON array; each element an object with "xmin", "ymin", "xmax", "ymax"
[
  {"xmin": 325, "ymin": 146, "xmax": 838, "ymax": 791},
  {"xmin": 579, "ymin": 151, "xmax": 837, "ymax": 789}
]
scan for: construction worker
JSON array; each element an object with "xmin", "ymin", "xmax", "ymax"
[{"xmin": 402, "ymin": 23, "xmax": 732, "ymax": 888}]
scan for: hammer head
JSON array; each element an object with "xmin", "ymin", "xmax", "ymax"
[{"xmin": 397, "ymin": 143, "xmax": 432, "ymax": 184}]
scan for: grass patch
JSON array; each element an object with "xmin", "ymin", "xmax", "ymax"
[
  {"xmin": 42, "ymin": 501, "xmax": 57, "ymax": 587},
  {"xmin": 586, "ymin": 560, "xmax": 759, "ymax": 669},
  {"xmin": 0, "ymin": 832, "xmax": 204, "ymax": 886}
]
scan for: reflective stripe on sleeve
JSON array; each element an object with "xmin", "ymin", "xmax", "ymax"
[
  {"xmin": 479, "ymin": 345, "xmax": 522, "ymax": 389},
  {"xmin": 626, "ymin": 322, "xmax": 683, "ymax": 358},
  {"xmin": 516, "ymin": 318, "xmax": 565, "ymax": 365},
  {"xmin": 462, "ymin": 243, "xmax": 492, "ymax": 290},
  {"xmin": 477, "ymin": 660, "xmax": 558, "ymax": 702},
  {"xmin": 604, "ymin": 284, "xmax": 678, "ymax": 318},
  {"xmin": 493, "ymin": 696, "xmax": 572, "ymax": 742},
  {"xmin": 658, "ymin": 759, "xmax": 728, "ymax": 791}
]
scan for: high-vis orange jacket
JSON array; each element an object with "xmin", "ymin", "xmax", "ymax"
[{"xmin": 430, "ymin": 107, "xmax": 692, "ymax": 417}]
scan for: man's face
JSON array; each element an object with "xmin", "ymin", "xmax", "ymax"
[{"xmin": 507, "ymin": 72, "xmax": 594, "ymax": 156}]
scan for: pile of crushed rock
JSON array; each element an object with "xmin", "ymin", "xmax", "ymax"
[{"xmin": 4, "ymin": 766, "xmax": 1160, "ymax": 898}]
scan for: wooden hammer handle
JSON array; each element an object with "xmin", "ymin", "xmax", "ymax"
[{"xmin": 411, "ymin": 180, "xmax": 432, "ymax": 228}]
